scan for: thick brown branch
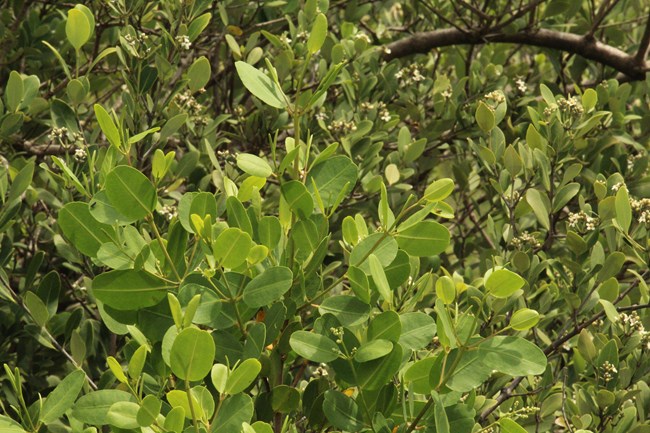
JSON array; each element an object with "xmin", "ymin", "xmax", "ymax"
[
  {"xmin": 635, "ymin": 14, "xmax": 650, "ymax": 64},
  {"xmin": 383, "ymin": 28, "xmax": 649, "ymax": 80}
]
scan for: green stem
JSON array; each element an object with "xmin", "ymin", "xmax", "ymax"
[
  {"xmin": 185, "ymin": 380, "xmax": 201, "ymax": 433},
  {"xmin": 147, "ymin": 214, "xmax": 181, "ymax": 282}
]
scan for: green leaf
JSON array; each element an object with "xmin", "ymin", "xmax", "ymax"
[
  {"xmin": 136, "ymin": 395, "xmax": 161, "ymax": 427},
  {"xmin": 404, "ymin": 357, "xmax": 437, "ymax": 394},
  {"xmin": 510, "ymin": 308, "xmax": 540, "ymax": 331},
  {"xmin": 354, "ymin": 339, "xmax": 393, "ymax": 362},
  {"xmin": 552, "ymin": 182, "xmax": 580, "ymax": 212},
  {"xmin": 423, "ymin": 178, "xmax": 454, "ymax": 202},
  {"xmin": 211, "ymin": 364, "xmax": 229, "ymax": 394},
  {"xmin": 242, "ymin": 266, "xmax": 293, "ymax": 308},
  {"xmin": 6, "ymin": 71, "xmax": 23, "ymax": 112},
  {"xmin": 107, "ymin": 356, "xmax": 128, "ymax": 383},
  {"xmin": 94, "ymin": 104, "xmax": 121, "ymax": 148},
  {"xmin": 163, "ymin": 407, "xmax": 185, "ymax": 433},
  {"xmin": 349, "ymin": 233, "xmax": 398, "ymax": 274},
  {"xmin": 225, "ymin": 359, "xmax": 261, "ymax": 394},
  {"xmin": 433, "ymin": 393, "xmax": 450, "ymax": 433},
  {"xmin": 581, "ymin": 88, "xmax": 598, "ymax": 112},
  {"xmin": 237, "ymin": 153, "xmax": 273, "ymax": 178},
  {"xmin": 72, "ymin": 390, "xmax": 135, "ymax": 425},
  {"xmin": 323, "ymin": 391, "xmax": 364, "ymax": 432},
  {"xmin": 597, "ymin": 252, "xmax": 625, "ymax": 282},
  {"xmin": 0, "ymin": 415, "xmax": 25, "ymax": 433},
  {"xmin": 105, "ymin": 166, "xmax": 157, "ymax": 221},
  {"xmin": 160, "ymin": 113, "xmax": 188, "ymax": 141},
  {"xmin": 235, "ymin": 61, "xmax": 287, "ymax": 108},
  {"xmin": 479, "ymin": 336, "xmax": 547, "ymax": 376},
  {"xmin": 213, "ymin": 227, "xmax": 253, "ymax": 269},
  {"xmin": 368, "ymin": 254, "xmax": 393, "ymax": 304},
  {"xmin": 42, "ymin": 41, "xmax": 71, "ymax": 80},
  {"xmin": 318, "ymin": 295, "xmax": 370, "ymax": 327},
  {"xmin": 167, "ymin": 390, "xmax": 203, "ymax": 419},
  {"xmin": 435, "ymin": 276, "xmax": 456, "ymax": 304},
  {"xmin": 399, "ymin": 312, "xmax": 436, "ymax": 350},
  {"xmin": 485, "ymin": 268, "xmax": 525, "ymax": 298},
  {"xmin": 281, "ymin": 181, "xmax": 313, "ymax": 219},
  {"xmin": 526, "ymin": 189, "xmax": 550, "ymax": 230},
  {"xmin": 212, "ymin": 394, "xmax": 254, "ymax": 433},
  {"xmin": 92, "ymin": 270, "xmax": 174, "ymax": 310},
  {"xmin": 504, "ymin": 145, "xmax": 523, "ymax": 176},
  {"xmin": 24, "ymin": 291, "xmax": 49, "ymax": 327},
  {"xmin": 66, "ymin": 9, "xmax": 91, "ymax": 50},
  {"xmin": 396, "ymin": 220, "xmax": 450, "ymax": 256},
  {"xmin": 188, "ymin": 13, "xmax": 212, "ymax": 41},
  {"xmin": 368, "ymin": 311, "xmax": 401, "ymax": 342},
  {"xmin": 107, "ymin": 401, "xmax": 140, "ymax": 429},
  {"xmin": 307, "ymin": 13, "xmax": 328, "ymax": 54},
  {"xmin": 499, "ymin": 418, "xmax": 527, "ymax": 433},
  {"xmin": 59, "ymin": 202, "xmax": 114, "ymax": 257},
  {"xmin": 187, "ymin": 56, "xmax": 211, "ymax": 92},
  {"xmin": 258, "ymin": 216, "xmax": 281, "ymax": 249},
  {"xmin": 170, "ymin": 327, "xmax": 215, "ymax": 381},
  {"xmin": 306, "ymin": 155, "xmax": 358, "ymax": 208},
  {"xmin": 290, "ymin": 331, "xmax": 339, "ymax": 363},
  {"xmin": 40, "ymin": 370, "xmax": 85, "ymax": 424},
  {"xmin": 615, "ymin": 186, "xmax": 631, "ymax": 233},
  {"xmin": 347, "ymin": 265, "xmax": 370, "ymax": 303},
  {"xmin": 476, "ymin": 101, "xmax": 495, "ymax": 132}
]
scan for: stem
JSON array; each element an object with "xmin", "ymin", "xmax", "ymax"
[
  {"xmin": 185, "ymin": 380, "xmax": 201, "ymax": 433},
  {"xmin": 147, "ymin": 214, "xmax": 181, "ymax": 281}
]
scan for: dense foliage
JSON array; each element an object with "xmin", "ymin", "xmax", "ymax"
[{"xmin": 0, "ymin": 1, "xmax": 649, "ymax": 433}]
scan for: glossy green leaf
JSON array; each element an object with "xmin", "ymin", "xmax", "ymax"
[
  {"xmin": 479, "ymin": 336, "xmax": 547, "ymax": 376},
  {"xmin": 615, "ymin": 186, "xmax": 631, "ymax": 233},
  {"xmin": 40, "ymin": 370, "xmax": 85, "ymax": 424},
  {"xmin": 368, "ymin": 254, "xmax": 392, "ymax": 304},
  {"xmin": 399, "ymin": 312, "xmax": 436, "ymax": 350},
  {"xmin": 6, "ymin": 71, "xmax": 23, "ymax": 112},
  {"xmin": 526, "ymin": 188, "xmax": 550, "ymax": 230},
  {"xmin": 237, "ymin": 153, "xmax": 273, "ymax": 178},
  {"xmin": 170, "ymin": 327, "xmax": 215, "ymax": 381},
  {"xmin": 0, "ymin": 415, "xmax": 25, "ymax": 433},
  {"xmin": 163, "ymin": 407, "xmax": 185, "ymax": 433},
  {"xmin": 235, "ymin": 61, "xmax": 287, "ymax": 108},
  {"xmin": 476, "ymin": 101, "xmax": 495, "ymax": 132},
  {"xmin": 485, "ymin": 268, "xmax": 525, "ymax": 298},
  {"xmin": 105, "ymin": 166, "xmax": 157, "ymax": 220},
  {"xmin": 306, "ymin": 155, "xmax": 358, "ymax": 208},
  {"xmin": 66, "ymin": 9, "xmax": 91, "ymax": 50},
  {"xmin": 499, "ymin": 417, "xmax": 528, "ymax": 433},
  {"xmin": 136, "ymin": 395, "xmax": 161, "ymax": 427},
  {"xmin": 242, "ymin": 266, "xmax": 293, "ymax": 308},
  {"xmin": 368, "ymin": 311, "xmax": 401, "ymax": 342},
  {"xmin": 322, "ymin": 391, "xmax": 364, "ymax": 432},
  {"xmin": 307, "ymin": 13, "xmax": 328, "ymax": 54},
  {"xmin": 396, "ymin": 220, "xmax": 450, "ymax": 256},
  {"xmin": 354, "ymin": 339, "xmax": 393, "ymax": 362},
  {"xmin": 213, "ymin": 227, "xmax": 253, "ymax": 269},
  {"xmin": 225, "ymin": 359, "xmax": 261, "ymax": 394},
  {"xmin": 72, "ymin": 390, "xmax": 135, "ymax": 425},
  {"xmin": 59, "ymin": 202, "xmax": 114, "ymax": 257},
  {"xmin": 212, "ymin": 394, "xmax": 254, "ymax": 433},
  {"xmin": 423, "ymin": 178, "xmax": 454, "ymax": 202},
  {"xmin": 349, "ymin": 233, "xmax": 398, "ymax": 274},
  {"xmin": 510, "ymin": 308, "xmax": 540, "ymax": 331},
  {"xmin": 290, "ymin": 331, "xmax": 339, "ymax": 362},
  {"xmin": 435, "ymin": 276, "xmax": 456, "ymax": 304},
  {"xmin": 319, "ymin": 295, "xmax": 370, "ymax": 327},
  {"xmin": 94, "ymin": 104, "xmax": 121, "ymax": 149},
  {"xmin": 92, "ymin": 270, "xmax": 173, "ymax": 310},
  {"xmin": 281, "ymin": 181, "xmax": 313, "ymax": 219},
  {"xmin": 187, "ymin": 56, "xmax": 211, "ymax": 92}
]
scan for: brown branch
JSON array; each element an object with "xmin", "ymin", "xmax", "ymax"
[
  {"xmin": 635, "ymin": 14, "xmax": 650, "ymax": 64},
  {"xmin": 478, "ymin": 271, "xmax": 649, "ymax": 422},
  {"xmin": 382, "ymin": 28, "xmax": 649, "ymax": 80}
]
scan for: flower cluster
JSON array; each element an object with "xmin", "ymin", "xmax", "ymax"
[
  {"xmin": 123, "ymin": 32, "xmax": 151, "ymax": 54},
  {"xmin": 327, "ymin": 119, "xmax": 357, "ymax": 134},
  {"xmin": 557, "ymin": 96, "xmax": 584, "ymax": 116},
  {"xmin": 329, "ymin": 326, "xmax": 344, "ymax": 344},
  {"xmin": 48, "ymin": 127, "xmax": 68, "ymax": 141},
  {"xmin": 630, "ymin": 197, "xmax": 650, "ymax": 225},
  {"xmin": 611, "ymin": 181, "xmax": 625, "ymax": 192},
  {"xmin": 175, "ymin": 35, "xmax": 191, "ymax": 50},
  {"xmin": 600, "ymin": 361, "xmax": 617, "ymax": 383},
  {"xmin": 73, "ymin": 148, "xmax": 87, "ymax": 162},
  {"xmin": 484, "ymin": 90, "xmax": 505, "ymax": 104},
  {"xmin": 515, "ymin": 77, "xmax": 527, "ymax": 93},
  {"xmin": 567, "ymin": 211, "xmax": 598, "ymax": 232},
  {"xmin": 157, "ymin": 204, "xmax": 178, "ymax": 221},
  {"xmin": 626, "ymin": 153, "xmax": 643, "ymax": 171},
  {"xmin": 543, "ymin": 103, "xmax": 557, "ymax": 117},
  {"xmin": 354, "ymin": 32, "xmax": 371, "ymax": 44},
  {"xmin": 174, "ymin": 90, "xmax": 204, "ymax": 115},
  {"xmin": 511, "ymin": 231, "xmax": 541, "ymax": 249},
  {"xmin": 395, "ymin": 64, "xmax": 425, "ymax": 87},
  {"xmin": 621, "ymin": 311, "xmax": 650, "ymax": 350}
]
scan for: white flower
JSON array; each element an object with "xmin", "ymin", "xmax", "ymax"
[
  {"xmin": 73, "ymin": 148, "xmax": 87, "ymax": 162},
  {"xmin": 175, "ymin": 35, "xmax": 191, "ymax": 50},
  {"xmin": 515, "ymin": 78, "xmax": 527, "ymax": 93}
]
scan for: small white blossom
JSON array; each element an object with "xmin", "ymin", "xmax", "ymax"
[
  {"xmin": 73, "ymin": 148, "xmax": 87, "ymax": 162},
  {"xmin": 175, "ymin": 35, "xmax": 191, "ymax": 50},
  {"xmin": 515, "ymin": 77, "xmax": 527, "ymax": 93}
]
